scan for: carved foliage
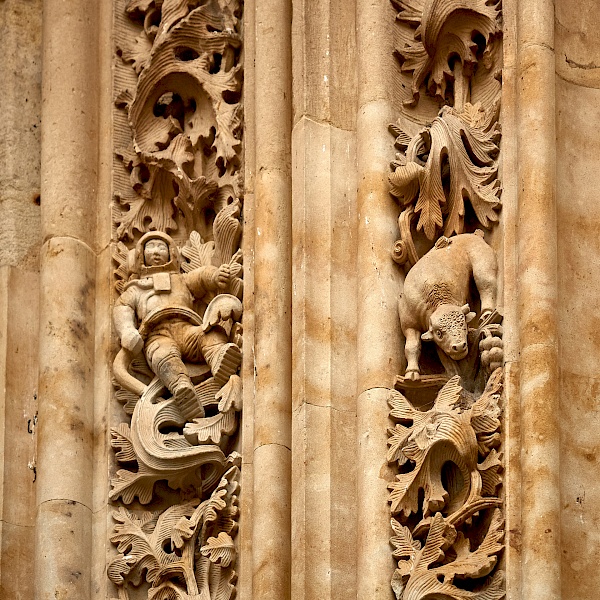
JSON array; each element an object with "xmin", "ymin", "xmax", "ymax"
[
  {"xmin": 392, "ymin": 0, "xmax": 502, "ymax": 109},
  {"xmin": 388, "ymin": 371, "xmax": 504, "ymax": 600},
  {"xmin": 388, "ymin": 2, "xmax": 504, "ymax": 598},
  {"xmin": 110, "ymin": 1, "xmax": 244, "ymax": 599},
  {"xmin": 114, "ymin": 0, "xmax": 243, "ymax": 242},
  {"xmin": 108, "ymin": 466, "xmax": 240, "ymax": 600},
  {"xmin": 390, "ymin": 102, "xmax": 501, "ymax": 243}
]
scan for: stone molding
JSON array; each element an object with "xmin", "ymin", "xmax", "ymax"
[
  {"xmin": 108, "ymin": 1, "xmax": 244, "ymax": 598},
  {"xmin": 387, "ymin": 1, "xmax": 506, "ymax": 598}
]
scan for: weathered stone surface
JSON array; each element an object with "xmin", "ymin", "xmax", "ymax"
[
  {"xmin": 2, "ymin": 1, "xmax": 600, "ymax": 599},
  {"xmin": 0, "ymin": 0, "xmax": 42, "ymax": 270}
]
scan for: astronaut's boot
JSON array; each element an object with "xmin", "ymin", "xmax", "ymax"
[
  {"xmin": 171, "ymin": 375, "xmax": 205, "ymax": 420},
  {"xmin": 205, "ymin": 342, "xmax": 242, "ymax": 386}
]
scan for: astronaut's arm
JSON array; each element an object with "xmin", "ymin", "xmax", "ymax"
[
  {"xmin": 113, "ymin": 303, "xmax": 144, "ymax": 354},
  {"xmin": 184, "ymin": 265, "xmax": 230, "ymax": 298}
]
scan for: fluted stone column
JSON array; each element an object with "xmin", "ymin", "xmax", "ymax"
[
  {"xmin": 34, "ymin": 0, "xmax": 99, "ymax": 598},
  {"xmin": 517, "ymin": 0, "xmax": 561, "ymax": 598},
  {"xmin": 355, "ymin": 1, "xmax": 403, "ymax": 598},
  {"xmin": 252, "ymin": 0, "xmax": 293, "ymax": 598},
  {"xmin": 290, "ymin": 0, "xmax": 358, "ymax": 597}
]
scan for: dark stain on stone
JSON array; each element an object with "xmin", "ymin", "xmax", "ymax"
[{"xmin": 565, "ymin": 55, "xmax": 600, "ymax": 70}]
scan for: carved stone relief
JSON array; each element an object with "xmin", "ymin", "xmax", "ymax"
[
  {"xmin": 109, "ymin": 1, "xmax": 243, "ymax": 598},
  {"xmin": 388, "ymin": 1, "xmax": 505, "ymax": 598}
]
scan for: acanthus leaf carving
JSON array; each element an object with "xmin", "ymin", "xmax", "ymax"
[
  {"xmin": 392, "ymin": 0, "xmax": 502, "ymax": 109},
  {"xmin": 110, "ymin": 0, "xmax": 243, "ymax": 598},
  {"xmin": 389, "ymin": 102, "xmax": 501, "ymax": 244},
  {"xmin": 109, "ymin": 466, "xmax": 240, "ymax": 600},
  {"xmin": 388, "ymin": 1, "xmax": 504, "ymax": 598}
]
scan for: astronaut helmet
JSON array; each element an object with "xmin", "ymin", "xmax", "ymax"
[{"xmin": 131, "ymin": 231, "xmax": 181, "ymax": 277}]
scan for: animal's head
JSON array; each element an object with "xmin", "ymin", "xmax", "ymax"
[{"xmin": 421, "ymin": 304, "xmax": 476, "ymax": 360}]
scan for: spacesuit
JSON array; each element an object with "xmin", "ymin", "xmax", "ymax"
[{"xmin": 113, "ymin": 232, "xmax": 241, "ymax": 419}]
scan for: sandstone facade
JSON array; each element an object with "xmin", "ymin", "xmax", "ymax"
[{"xmin": 0, "ymin": 1, "xmax": 598, "ymax": 599}]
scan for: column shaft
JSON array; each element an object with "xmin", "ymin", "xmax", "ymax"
[
  {"xmin": 35, "ymin": 0, "xmax": 99, "ymax": 598},
  {"xmin": 355, "ymin": 1, "xmax": 402, "ymax": 599},
  {"xmin": 252, "ymin": 0, "xmax": 293, "ymax": 598},
  {"xmin": 517, "ymin": 0, "xmax": 561, "ymax": 598}
]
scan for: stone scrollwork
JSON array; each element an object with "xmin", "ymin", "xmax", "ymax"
[
  {"xmin": 388, "ymin": 1, "xmax": 505, "ymax": 599},
  {"xmin": 109, "ymin": 1, "xmax": 243, "ymax": 598}
]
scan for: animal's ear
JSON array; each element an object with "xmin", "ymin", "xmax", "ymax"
[
  {"xmin": 461, "ymin": 304, "xmax": 471, "ymax": 315},
  {"xmin": 421, "ymin": 330, "xmax": 434, "ymax": 341},
  {"xmin": 465, "ymin": 312, "xmax": 476, "ymax": 324}
]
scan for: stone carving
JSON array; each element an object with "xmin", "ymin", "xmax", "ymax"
[
  {"xmin": 113, "ymin": 0, "xmax": 243, "ymax": 243},
  {"xmin": 388, "ymin": 1, "xmax": 504, "ymax": 598},
  {"xmin": 108, "ymin": 466, "xmax": 240, "ymax": 600},
  {"xmin": 389, "ymin": 102, "xmax": 501, "ymax": 250},
  {"xmin": 109, "ymin": 1, "xmax": 243, "ymax": 598},
  {"xmin": 388, "ymin": 371, "xmax": 504, "ymax": 599},
  {"xmin": 391, "ymin": 0, "xmax": 502, "ymax": 113},
  {"xmin": 398, "ymin": 232, "xmax": 498, "ymax": 382},
  {"xmin": 113, "ymin": 231, "xmax": 242, "ymax": 421}
]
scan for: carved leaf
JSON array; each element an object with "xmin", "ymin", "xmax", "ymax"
[
  {"xmin": 119, "ymin": 31, "xmax": 153, "ymax": 74},
  {"xmin": 183, "ymin": 409, "xmax": 238, "ymax": 445},
  {"xmin": 109, "ymin": 502, "xmax": 201, "ymax": 594},
  {"xmin": 174, "ymin": 175, "xmax": 219, "ymax": 238},
  {"xmin": 437, "ymin": 509, "xmax": 504, "ymax": 581},
  {"xmin": 181, "ymin": 231, "xmax": 216, "ymax": 272},
  {"xmin": 113, "ymin": 241, "xmax": 130, "ymax": 294},
  {"xmin": 388, "ymin": 389, "xmax": 428, "ymax": 425},
  {"xmin": 108, "ymin": 507, "xmax": 162, "ymax": 586},
  {"xmin": 115, "ymin": 387, "xmax": 139, "ymax": 415},
  {"xmin": 416, "ymin": 107, "xmax": 501, "ymax": 239},
  {"xmin": 387, "ymin": 423, "xmax": 412, "ymax": 465},
  {"xmin": 394, "ymin": 0, "xmax": 500, "ymax": 104},
  {"xmin": 111, "ymin": 423, "xmax": 137, "ymax": 463},
  {"xmin": 389, "ymin": 162, "xmax": 425, "ymax": 206},
  {"xmin": 478, "ymin": 449, "xmax": 502, "ymax": 497},
  {"xmin": 421, "ymin": 512, "xmax": 455, "ymax": 567},
  {"xmin": 216, "ymin": 374, "xmax": 243, "ymax": 413},
  {"xmin": 200, "ymin": 532, "xmax": 236, "ymax": 567},
  {"xmin": 213, "ymin": 199, "xmax": 242, "ymax": 264},
  {"xmin": 387, "ymin": 377, "xmax": 482, "ymax": 518},
  {"xmin": 391, "ymin": 517, "xmax": 421, "ymax": 559},
  {"xmin": 110, "ymin": 468, "xmax": 157, "ymax": 505},
  {"xmin": 471, "ymin": 367, "xmax": 502, "ymax": 455}
]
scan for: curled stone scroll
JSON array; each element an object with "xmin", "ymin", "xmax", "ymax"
[
  {"xmin": 108, "ymin": 1, "xmax": 244, "ymax": 598},
  {"xmin": 388, "ymin": 1, "xmax": 505, "ymax": 598}
]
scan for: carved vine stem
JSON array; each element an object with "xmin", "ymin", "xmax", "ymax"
[
  {"xmin": 108, "ymin": 1, "xmax": 244, "ymax": 599},
  {"xmin": 388, "ymin": 1, "xmax": 505, "ymax": 599}
]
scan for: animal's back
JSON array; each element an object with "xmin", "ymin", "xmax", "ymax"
[{"xmin": 400, "ymin": 233, "xmax": 494, "ymax": 329}]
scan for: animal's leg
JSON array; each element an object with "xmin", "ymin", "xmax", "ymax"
[
  {"xmin": 404, "ymin": 328, "xmax": 422, "ymax": 380},
  {"xmin": 471, "ymin": 244, "xmax": 498, "ymax": 316}
]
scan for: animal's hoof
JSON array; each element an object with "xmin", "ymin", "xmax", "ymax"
[{"xmin": 405, "ymin": 369, "xmax": 420, "ymax": 381}]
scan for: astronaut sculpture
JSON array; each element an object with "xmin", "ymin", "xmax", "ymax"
[{"xmin": 113, "ymin": 231, "xmax": 242, "ymax": 420}]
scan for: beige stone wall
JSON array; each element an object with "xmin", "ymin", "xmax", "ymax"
[
  {"xmin": 0, "ymin": 0, "xmax": 42, "ymax": 271},
  {"xmin": 0, "ymin": 2, "xmax": 42, "ymax": 598},
  {"xmin": 556, "ymin": 2, "xmax": 600, "ymax": 596}
]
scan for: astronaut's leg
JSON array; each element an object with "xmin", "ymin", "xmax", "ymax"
[
  {"xmin": 182, "ymin": 325, "xmax": 242, "ymax": 386},
  {"xmin": 145, "ymin": 335, "xmax": 205, "ymax": 420}
]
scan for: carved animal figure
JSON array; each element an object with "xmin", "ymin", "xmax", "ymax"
[{"xmin": 398, "ymin": 232, "xmax": 498, "ymax": 380}]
